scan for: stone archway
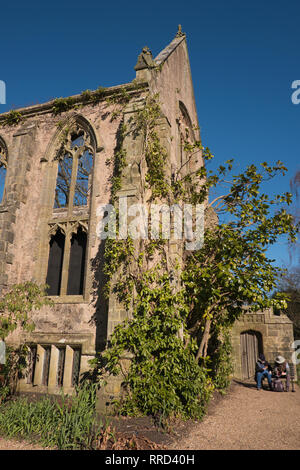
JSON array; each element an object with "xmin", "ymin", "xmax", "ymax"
[{"xmin": 240, "ymin": 330, "xmax": 263, "ymax": 379}]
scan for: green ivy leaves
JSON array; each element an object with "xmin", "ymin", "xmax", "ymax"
[{"xmin": 94, "ymin": 93, "xmax": 299, "ymax": 423}]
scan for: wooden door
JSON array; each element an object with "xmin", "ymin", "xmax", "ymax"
[{"xmin": 240, "ymin": 331, "xmax": 261, "ymax": 379}]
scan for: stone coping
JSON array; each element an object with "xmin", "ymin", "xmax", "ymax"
[
  {"xmin": 154, "ymin": 35, "xmax": 186, "ymax": 65},
  {"xmin": 0, "ymin": 81, "xmax": 149, "ymax": 121}
]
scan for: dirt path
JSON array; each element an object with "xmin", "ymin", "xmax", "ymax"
[
  {"xmin": 0, "ymin": 437, "xmax": 45, "ymax": 450},
  {"xmin": 169, "ymin": 380, "xmax": 300, "ymax": 450},
  {"xmin": 0, "ymin": 381, "xmax": 299, "ymax": 450}
]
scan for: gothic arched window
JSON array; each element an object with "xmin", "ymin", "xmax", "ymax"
[
  {"xmin": 46, "ymin": 228, "xmax": 65, "ymax": 296},
  {"xmin": 45, "ymin": 121, "xmax": 95, "ymax": 298},
  {"xmin": 54, "ymin": 129, "xmax": 94, "ymax": 211},
  {"xmin": 0, "ymin": 138, "xmax": 8, "ymax": 203},
  {"xmin": 177, "ymin": 101, "xmax": 197, "ymax": 175}
]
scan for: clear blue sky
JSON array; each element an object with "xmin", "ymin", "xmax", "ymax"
[{"xmin": 1, "ymin": 0, "xmax": 299, "ymax": 270}]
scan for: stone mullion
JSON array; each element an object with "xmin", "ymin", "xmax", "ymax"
[
  {"xmin": 60, "ymin": 149, "xmax": 79, "ymax": 296},
  {"xmin": 60, "ymin": 227, "xmax": 71, "ymax": 296},
  {"xmin": 81, "ymin": 145, "xmax": 97, "ymax": 301},
  {"xmin": 63, "ymin": 345, "xmax": 74, "ymax": 392},
  {"xmin": 33, "ymin": 344, "xmax": 45, "ymax": 386},
  {"xmin": 67, "ymin": 151, "xmax": 79, "ymax": 218},
  {"xmin": 48, "ymin": 344, "xmax": 59, "ymax": 392}
]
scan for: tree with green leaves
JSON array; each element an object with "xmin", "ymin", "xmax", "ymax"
[
  {"xmin": 183, "ymin": 158, "xmax": 298, "ymax": 360},
  {"xmin": 0, "ymin": 282, "xmax": 51, "ymax": 341},
  {"xmin": 0, "ymin": 282, "xmax": 51, "ymax": 400},
  {"xmin": 274, "ymin": 266, "xmax": 300, "ymax": 339},
  {"xmin": 97, "ymin": 94, "xmax": 299, "ymax": 422}
]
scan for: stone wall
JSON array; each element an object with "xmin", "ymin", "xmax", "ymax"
[
  {"xmin": 231, "ymin": 308, "xmax": 296, "ymax": 380},
  {"xmin": 0, "ymin": 83, "xmax": 149, "ymax": 396},
  {"xmin": 0, "ymin": 32, "xmax": 207, "ymax": 405}
]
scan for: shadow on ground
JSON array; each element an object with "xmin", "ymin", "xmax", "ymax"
[
  {"xmin": 233, "ymin": 379, "xmax": 258, "ymax": 390},
  {"xmin": 105, "ymin": 386, "xmax": 236, "ymax": 449}
]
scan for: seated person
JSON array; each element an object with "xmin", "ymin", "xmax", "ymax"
[
  {"xmin": 255, "ymin": 353, "xmax": 273, "ymax": 391},
  {"xmin": 273, "ymin": 355, "xmax": 290, "ymax": 392}
]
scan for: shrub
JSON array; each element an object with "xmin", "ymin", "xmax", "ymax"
[{"xmin": 0, "ymin": 344, "xmax": 29, "ymax": 402}]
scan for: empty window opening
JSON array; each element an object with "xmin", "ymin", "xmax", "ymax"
[
  {"xmin": 25, "ymin": 344, "xmax": 82, "ymax": 391},
  {"xmin": 46, "ymin": 123, "xmax": 94, "ymax": 298},
  {"xmin": 67, "ymin": 228, "xmax": 87, "ymax": 295},
  {"xmin": 71, "ymin": 348, "xmax": 81, "ymax": 387},
  {"xmin": 46, "ymin": 229, "xmax": 65, "ymax": 296},
  {"xmin": 53, "ymin": 130, "xmax": 93, "ymax": 210},
  {"xmin": 27, "ymin": 345, "xmax": 37, "ymax": 384},
  {"xmin": 56, "ymin": 347, "xmax": 66, "ymax": 387},
  {"xmin": 73, "ymin": 150, "xmax": 93, "ymax": 207},
  {"xmin": 70, "ymin": 131, "xmax": 85, "ymax": 149},
  {"xmin": 42, "ymin": 346, "xmax": 51, "ymax": 386},
  {"xmin": 54, "ymin": 154, "xmax": 73, "ymax": 209}
]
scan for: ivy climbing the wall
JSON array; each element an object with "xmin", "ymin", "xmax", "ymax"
[{"xmin": 93, "ymin": 92, "xmax": 299, "ymax": 424}]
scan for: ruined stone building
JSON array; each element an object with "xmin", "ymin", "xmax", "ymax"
[
  {"xmin": 0, "ymin": 29, "xmax": 295, "ymax": 401},
  {"xmin": 0, "ymin": 29, "xmax": 202, "ymax": 399}
]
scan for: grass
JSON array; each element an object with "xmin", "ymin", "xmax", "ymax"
[{"xmin": 0, "ymin": 383, "xmax": 111, "ymax": 449}]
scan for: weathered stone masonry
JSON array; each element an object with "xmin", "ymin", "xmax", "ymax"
[
  {"xmin": 0, "ymin": 31, "xmax": 202, "ymax": 399},
  {"xmin": 0, "ymin": 29, "xmax": 296, "ymax": 402}
]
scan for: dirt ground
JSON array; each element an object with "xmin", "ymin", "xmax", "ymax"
[
  {"xmin": 0, "ymin": 380, "xmax": 299, "ymax": 450},
  {"xmin": 168, "ymin": 380, "xmax": 300, "ymax": 450}
]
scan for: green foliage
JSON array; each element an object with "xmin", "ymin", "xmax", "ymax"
[
  {"xmin": 52, "ymin": 96, "xmax": 78, "ymax": 115},
  {"xmin": 0, "ymin": 344, "xmax": 30, "ymax": 401},
  {"xmin": 81, "ymin": 86, "xmax": 107, "ymax": 104},
  {"xmin": 183, "ymin": 159, "xmax": 298, "ymax": 359},
  {"xmin": 0, "ymin": 85, "xmax": 134, "ymax": 130},
  {"xmin": 0, "ymin": 283, "xmax": 52, "ymax": 403},
  {"xmin": 274, "ymin": 266, "xmax": 300, "ymax": 339},
  {"xmin": 103, "ymin": 273, "xmax": 213, "ymax": 423},
  {"xmin": 0, "ymin": 282, "xmax": 51, "ymax": 340},
  {"xmin": 110, "ymin": 123, "xmax": 128, "ymax": 198},
  {"xmin": 0, "ymin": 110, "xmax": 23, "ymax": 127},
  {"xmin": 94, "ymin": 93, "xmax": 299, "ymax": 424},
  {"xmin": 80, "ymin": 89, "xmax": 93, "ymax": 102},
  {"xmin": 208, "ymin": 326, "xmax": 233, "ymax": 392},
  {"xmin": 134, "ymin": 95, "xmax": 169, "ymax": 199},
  {"xmin": 0, "ymin": 382, "xmax": 9, "ymax": 404},
  {"xmin": 0, "ymin": 382, "xmax": 109, "ymax": 449}
]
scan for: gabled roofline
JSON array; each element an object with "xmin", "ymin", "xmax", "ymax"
[{"xmin": 154, "ymin": 34, "xmax": 186, "ymax": 66}]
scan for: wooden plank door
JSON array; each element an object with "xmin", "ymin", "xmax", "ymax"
[{"xmin": 240, "ymin": 331, "xmax": 259, "ymax": 379}]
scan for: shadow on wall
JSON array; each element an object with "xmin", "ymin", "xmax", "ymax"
[
  {"xmin": 90, "ymin": 239, "xmax": 109, "ymax": 353},
  {"xmin": 89, "ymin": 120, "xmax": 126, "ymax": 354}
]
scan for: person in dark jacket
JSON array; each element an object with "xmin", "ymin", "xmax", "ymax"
[{"xmin": 255, "ymin": 353, "xmax": 273, "ymax": 391}]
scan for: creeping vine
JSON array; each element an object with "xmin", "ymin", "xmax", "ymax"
[{"xmin": 95, "ymin": 89, "xmax": 298, "ymax": 423}]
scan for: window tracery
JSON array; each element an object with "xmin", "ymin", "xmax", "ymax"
[
  {"xmin": 176, "ymin": 101, "xmax": 196, "ymax": 175},
  {"xmin": 45, "ymin": 122, "xmax": 95, "ymax": 298}
]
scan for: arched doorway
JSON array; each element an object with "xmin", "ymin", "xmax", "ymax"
[{"xmin": 240, "ymin": 330, "xmax": 263, "ymax": 379}]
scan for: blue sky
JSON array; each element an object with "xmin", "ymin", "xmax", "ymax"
[{"xmin": 0, "ymin": 0, "xmax": 299, "ymax": 270}]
